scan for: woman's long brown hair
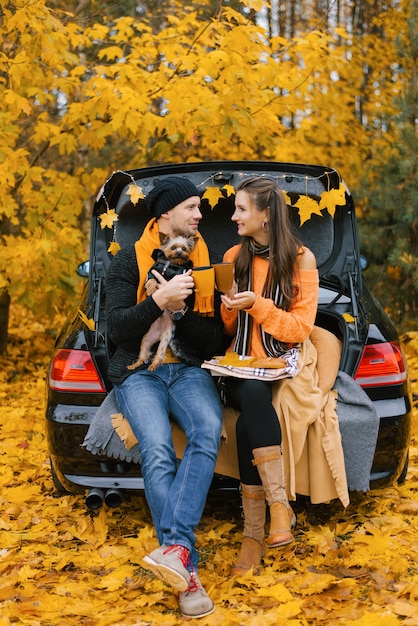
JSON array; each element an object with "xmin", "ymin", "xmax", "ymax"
[{"xmin": 234, "ymin": 176, "xmax": 302, "ymax": 310}]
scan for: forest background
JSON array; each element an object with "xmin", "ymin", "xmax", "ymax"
[{"xmin": 0, "ymin": 0, "xmax": 417, "ymax": 338}]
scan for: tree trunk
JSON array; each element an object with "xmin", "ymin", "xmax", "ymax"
[{"xmin": 0, "ymin": 290, "xmax": 10, "ymax": 355}]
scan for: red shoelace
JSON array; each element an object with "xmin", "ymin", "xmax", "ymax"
[
  {"xmin": 162, "ymin": 544, "xmax": 191, "ymax": 569},
  {"xmin": 185, "ymin": 573, "xmax": 200, "ymax": 593}
]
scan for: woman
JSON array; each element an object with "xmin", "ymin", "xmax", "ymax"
[{"xmin": 220, "ymin": 176, "xmax": 319, "ymax": 576}]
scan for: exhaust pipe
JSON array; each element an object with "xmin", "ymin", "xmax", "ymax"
[
  {"xmin": 104, "ymin": 488, "xmax": 123, "ymax": 508},
  {"xmin": 85, "ymin": 487, "xmax": 105, "ymax": 510}
]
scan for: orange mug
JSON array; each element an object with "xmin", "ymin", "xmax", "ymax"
[
  {"xmin": 191, "ymin": 266, "xmax": 215, "ymax": 298},
  {"xmin": 213, "ymin": 262, "xmax": 234, "ymax": 293}
]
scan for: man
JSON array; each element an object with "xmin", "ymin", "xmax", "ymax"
[{"xmin": 106, "ymin": 176, "xmax": 223, "ymax": 618}]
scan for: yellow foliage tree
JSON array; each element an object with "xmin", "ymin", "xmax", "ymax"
[{"xmin": 0, "ymin": 0, "xmax": 412, "ymax": 320}]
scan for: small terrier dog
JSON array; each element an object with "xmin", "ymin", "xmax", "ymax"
[{"xmin": 128, "ymin": 233, "xmax": 197, "ymax": 371}]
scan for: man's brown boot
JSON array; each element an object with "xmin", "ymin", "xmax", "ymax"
[
  {"xmin": 229, "ymin": 484, "xmax": 266, "ymax": 576},
  {"xmin": 252, "ymin": 445, "xmax": 296, "ymax": 548}
]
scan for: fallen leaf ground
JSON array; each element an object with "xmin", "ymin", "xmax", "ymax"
[{"xmin": 0, "ymin": 306, "xmax": 417, "ymax": 626}]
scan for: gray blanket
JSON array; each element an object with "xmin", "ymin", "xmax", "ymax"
[
  {"xmin": 82, "ymin": 371, "xmax": 379, "ymax": 493},
  {"xmin": 82, "ymin": 389, "xmax": 141, "ymax": 464},
  {"xmin": 333, "ymin": 371, "xmax": 379, "ymax": 492}
]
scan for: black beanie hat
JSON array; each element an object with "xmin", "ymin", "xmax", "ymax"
[{"xmin": 145, "ymin": 176, "xmax": 200, "ymax": 218}]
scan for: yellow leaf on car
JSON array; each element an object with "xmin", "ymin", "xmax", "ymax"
[
  {"xmin": 222, "ymin": 184, "xmax": 235, "ymax": 197},
  {"xmin": 108, "ymin": 241, "xmax": 121, "ymax": 255},
  {"xmin": 99, "ymin": 209, "xmax": 119, "ymax": 229},
  {"xmin": 283, "ymin": 191, "xmax": 291, "ymax": 205},
  {"xmin": 319, "ymin": 184, "xmax": 346, "ymax": 217},
  {"xmin": 343, "ymin": 313, "xmax": 355, "ymax": 323},
  {"xmin": 78, "ymin": 309, "xmax": 95, "ymax": 331},
  {"xmin": 295, "ymin": 195, "xmax": 323, "ymax": 225},
  {"xmin": 127, "ymin": 183, "xmax": 145, "ymax": 205},
  {"xmin": 202, "ymin": 186, "xmax": 224, "ymax": 209}
]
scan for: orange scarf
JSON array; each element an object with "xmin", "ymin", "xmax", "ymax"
[{"xmin": 134, "ymin": 218, "xmax": 214, "ymax": 316}]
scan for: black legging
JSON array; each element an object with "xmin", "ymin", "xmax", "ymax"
[{"xmin": 226, "ymin": 378, "xmax": 282, "ymax": 485}]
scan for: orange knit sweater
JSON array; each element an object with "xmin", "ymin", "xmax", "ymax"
[{"xmin": 221, "ymin": 244, "xmax": 319, "ymax": 357}]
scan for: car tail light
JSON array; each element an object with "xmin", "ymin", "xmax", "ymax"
[
  {"xmin": 49, "ymin": 349, "xmax": 106, "ymax": 393},
  {"xmin": 354, "ymin": 342, "xmax": 407, "ymax": 387}
]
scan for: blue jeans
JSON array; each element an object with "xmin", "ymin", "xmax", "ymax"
[{"xmin": 114, "ymin": 363, "xmax": 222, "ymax": 570}]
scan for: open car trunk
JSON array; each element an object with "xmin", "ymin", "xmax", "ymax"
[
  {"xmin": 89, "ymin": 161, "xmax": 365, "ymax": 377},
  {"xmin": 85, "ymin": 162, "xmax": 368, "ymax": 487}
]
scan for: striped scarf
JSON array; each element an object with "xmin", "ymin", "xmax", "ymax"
[{"xmin": 233, "ymin": 241, "xmax": 290, "ymax": 358}]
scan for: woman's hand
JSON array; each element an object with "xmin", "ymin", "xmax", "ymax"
[
  {"xmin": 221, "ymin": 290, "xmax": 256, "ymax": 311},
  {"xmin": 151, "ymin": 269, "xmax": 194, "ymax": 311}
]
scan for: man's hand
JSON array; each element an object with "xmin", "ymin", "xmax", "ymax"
[{"xmin": 150, "ymin": 269, "xmax": 194, "ymax": 311}]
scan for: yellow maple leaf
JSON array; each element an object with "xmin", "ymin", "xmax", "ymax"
[
  {"xmin": 78, "ymin": 309, "xmax": 95, "ymax": 331},
  {"xmin": 392, "ymin": 600, "xmax": 418, "ymax": 618},
  {"xmin": 98, "ymin": 45, "xmax": 124, "ymax": 61},
  {"xmin": 283, "ymin": 191, "xmax": 292, "ymax": 205},
  {"xmin": 108, "ymin": 241, "xmax": 121, "ymax": 256},
  {"xmin": 242, "ymin": 0, "xmax": 265, "ymax": 11},
  {"xmin": 257, "ymin": 582, "xmax": 294, "ymax": 602},
  {"xmin": 276, "ymin": 599, "xmax": 304, "ymax": 619},
  {"xmin": 68, "ymin": 508, "xmax": 108, "ymax": 548},
  {"xmin": 99, "ymin": 209, "xmax": 119, "ymax": 229},
  {"xmin": 319, "ymin": 184, "xmax": 346, "ymax": 217},
  {"xmin": 127, "ymin": 183, "xmax": 145, "ymax": 205},
  {"xmin": 86, "ymin": 23, "xmax": 110, "ymax": 39},
  {"xmin": 202, "ymin": 187, "xmax": 224, "ymax": 209},
  {"xmin": 342, "ymin": 313, "xmax": 355, "ymax": 323},
  {"xmin": 4, "ymin": 90, "xmax": 32, "ymax": 115},
  {"xmin": 95, "ymin": 565, "xmax": 136, "ymax": 591},
  {"xmin": 295, "ymin": 195, "xmax": 323, "ymax": 225},
  {"xmin": 222, "ymin": 184, "xmax": 235, "ymax": 197},
  {"xmin": 292, "ymin": 572, "xmax": 337, "ymax": 596}
]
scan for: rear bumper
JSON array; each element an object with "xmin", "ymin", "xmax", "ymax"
[
  {"xmin": 46, "ymin": 394, "xmax": 411, "ymax": 496},
  {"xmin": 46, "ymin": 405, "xmax": 143, "ymax": 494}
]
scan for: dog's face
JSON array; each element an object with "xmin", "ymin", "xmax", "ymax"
[{"xmin": 159, "ymin": 234, "xmax": 198, "ymax": 265}]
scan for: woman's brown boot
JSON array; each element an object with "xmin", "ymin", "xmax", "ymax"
[
  {"xmin": 229, "ymin": 484, "xmax": 266, "ymax": 576},
  {"xmin": 252, "ymin": 445, "xmax": 296, "ymax": 548}
]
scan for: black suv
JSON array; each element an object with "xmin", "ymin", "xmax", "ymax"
[{"xmin": 45, "ymin": 161, "xmax": 412, "ymax": 509}]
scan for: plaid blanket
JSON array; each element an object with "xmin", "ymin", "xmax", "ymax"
[{"xmin": 201, "ymin": 348, "xmax": 299, "ymax": 381}]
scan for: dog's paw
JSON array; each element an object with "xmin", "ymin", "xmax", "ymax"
[
  {"xmin": 145, "ymin": 279, "xmax": 158, "ymax": 295},
  {"xmin": 127, "ymin": 359, "xmax": 144, "ymax": 370}
]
